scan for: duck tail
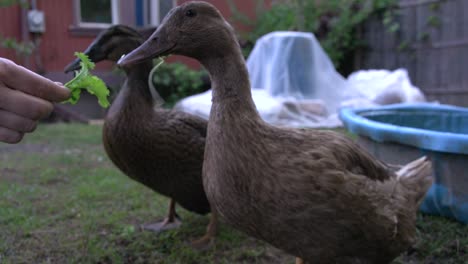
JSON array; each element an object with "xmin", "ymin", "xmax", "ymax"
[{"xmin": 396, "ymin": 156, "xmax": 433, "ymax": 206}]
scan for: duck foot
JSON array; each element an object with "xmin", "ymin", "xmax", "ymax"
[
  {"xmin": 142, "ymin": 198, "xmax": 181, "ymax": 233},
  {"xmin": 190, "ymin": 210, "xmax": 218, "ymax": 251},
  {"xmin": 141, "ymin": 217, "xmax": 182, "ymax": 233},
  {"xmin": 190, "ymin": 233, "xmax": 215, "ymax": 250},
  {"xmin": 296, "ymin": 257, "xmax": 305, "ymax": 264}
]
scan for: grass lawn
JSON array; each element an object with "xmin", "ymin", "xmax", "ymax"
[{"xmin": 0, "ymin": 124, "xmax": 466, "ymax": 264}]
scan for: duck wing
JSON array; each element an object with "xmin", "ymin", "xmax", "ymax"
[
  {"xmin": 297, "ymin": 129, "xmax": 394, "ymax": 181},
  {"xmin": 172, "ymin": 111, "xmax": 207, "ymax": 138}
]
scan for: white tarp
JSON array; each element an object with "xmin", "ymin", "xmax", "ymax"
[
  {"xmin": 175, "ymin": 31, "xmax": 426, "ymax": 127},
  {"xmin": 343, "ymin": 68, "xmax": 426, "ymax": 107}
]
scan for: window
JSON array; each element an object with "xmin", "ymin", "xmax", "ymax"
[
  {"xmin": 135, "ymin": 0, "xmax": 176, "ymax": 27},
  {"xmin": 75, "ymin": 0, "xmax": 119, "ymax": 28},
  {"xmin": 71, "ymin": 0, "xmax": 174, "ymax": 35}
]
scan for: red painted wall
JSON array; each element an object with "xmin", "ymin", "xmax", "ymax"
[
  {"xmin": 0, "ymin": 5, "xmax": 25, "ymax": 61},
  {"xmin": 0, "ymin": 0, "xmax": 267, "ymax": 75},
  {"xmin": 0, "ymin": 0, "xmax": 108, "ymax": 73},
  {"xmin": 36, "ymin": 1, "xmax": 109, "ymax": 72}
]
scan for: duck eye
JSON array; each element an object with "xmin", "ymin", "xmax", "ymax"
[{"xmin": 185, "ymin": 9, "xmax": 196, "ymax": 17}]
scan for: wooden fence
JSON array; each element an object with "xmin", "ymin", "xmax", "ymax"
[{"xmin": 357, "ymin": 0, "xmax": 468, "ymax": 106}]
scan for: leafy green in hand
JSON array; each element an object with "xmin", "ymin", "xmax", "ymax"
[{"xmin": 64, "ymin": 52, "xmax": 110, "ymax": 108}]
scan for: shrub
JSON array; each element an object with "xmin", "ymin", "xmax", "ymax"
[
  {"xmin": 151, "ymin": 62, "xmax": 210, "ymax": 107},
  {"xmin": 229, "ymin": 0, "xmax": 398, "ymax": 75}
]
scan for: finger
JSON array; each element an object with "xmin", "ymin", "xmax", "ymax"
[
  {"xmin": 0, "ymin": 58, "xmax": 70, "ymax": 102},
  {"xmin": 0, "ymin": 84, "xmax": 54, "ymax": 120},
  {"xmin": 0, "ymin": 126, "xmax": 24, "ymax": 144},
  {"xmin": 0, "ymin": 108, "xmax": 37, "ymax": 133}
]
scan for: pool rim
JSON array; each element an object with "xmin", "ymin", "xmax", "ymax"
[{"xmin": 339, "ymin": 103, "xmax": 468, "ymax": 155}]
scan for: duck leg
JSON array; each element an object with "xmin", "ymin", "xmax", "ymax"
[
  {"xmin": 191, "ymin": 209, "xmax": 218, "ymax": 250},
  {"xmin": 142, "ymin": 199, "xmax": 182, "ymax": 232}
]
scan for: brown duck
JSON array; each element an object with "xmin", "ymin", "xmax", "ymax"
[
  {"xmin": 119, "ymin": 2, "xmax": 433, "ymax": 263},
  {"xmin": 64, "ymin": 25, "xmax": 217, "ymax": 245}
]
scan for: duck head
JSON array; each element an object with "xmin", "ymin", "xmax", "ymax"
[
  {"xmin": 118, "ymin": 1, "xmax": 238, "ymax": 67},
  {"xmin": 64, "ymin": 25, "xmax": 146, "ymax": 73}
]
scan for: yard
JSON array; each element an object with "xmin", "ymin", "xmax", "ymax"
[{"xmin": 0, "ymin": 124, "xmax": 466, "ymax": 264}]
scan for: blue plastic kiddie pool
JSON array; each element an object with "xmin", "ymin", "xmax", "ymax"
[{"xmin": 340, "ymin": 103, "xmax": 468, "ymax": 224}]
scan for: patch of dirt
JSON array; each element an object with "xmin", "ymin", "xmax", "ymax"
[
  {"xmin": 1, "ymin": 143, "xmax": 55, "ymax": 183},
  {"xmin": 1, "ymin": 167, "xmax": 19, "ymax": 175},
  {"xmin": 213, "ymin": 236, "xmax": 293, "ymax": 263},
  {"xmin": 40, "ymin": 177, "xmax": 69, "ymax": 186},
  {"xmin": 396, "ymin": 239, "xmax": 468, "ymax": 264},
  {"xmin": 0, "ymin": 143, "xmax": 55, "ymax": 154},
  {"xmin": 1, "ymin": 167, "xmax": 24, "ymax": 183}
]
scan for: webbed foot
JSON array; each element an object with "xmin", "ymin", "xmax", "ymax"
[
  {"xmin": 142, "ymin": 198, "xmax": 181, "ymax": 232},
  {"xmin": 142, "ymin": 216, "xmax": 182, "ymax": 232},
  {"xmin": 190, "ymin": 210, "xmax": 218, "ymax": 250}
]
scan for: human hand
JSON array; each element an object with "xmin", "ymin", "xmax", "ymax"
[{"xmin": 0, "ymin": 58, "xmax": 71, "ymax": 143}]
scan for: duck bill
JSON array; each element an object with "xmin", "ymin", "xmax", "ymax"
[
  {"xmin": 64, "ymin": 42, "xmax": 105, "ymax": 73},
  {"xmin": 64, "ymin": 57, "xmax": 82, "ymax": 73},
  {"xmin": 117, "ymin": 28, "xmax": 174, "ymax": 68}
]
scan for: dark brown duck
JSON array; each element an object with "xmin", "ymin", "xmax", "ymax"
[
  {"xmin": 119, "ymin": 3, "xmax": 433, "ymax": 263},
  {"xmin": 64, "ymin": 25, "xmax": 217, "ymax": 243}
]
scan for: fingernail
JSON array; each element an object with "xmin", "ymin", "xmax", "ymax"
[{"xmin": 55, "ymin": 82, "xmax": 64, "ymax": 86}]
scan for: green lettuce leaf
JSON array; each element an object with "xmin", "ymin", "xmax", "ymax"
[{"xmin": 64, "ymin": 52, "xmax": 110, "ymax": 108}]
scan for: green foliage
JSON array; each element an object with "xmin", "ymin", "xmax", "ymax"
[
  {"xmin": 0, "ymin": 34, "xmax": 35, "ymax": 57},
  {"xmin": 230, "ymin": 0, "xmax": 398, "ymax": 71},
  {"xmin": 64, "ymin": 52, "xmax": 110, "ymax": 108},
  {"xmin": 151, "ymin": 62, "xmax": 209, "ymax": 107},
  {"xmin": 427, "ymin": 14, "xmax": 441, "ymax": 28},
  {"xmin": 0, "ymin": 1, "xmax": 33, "ymax": 58},
  {"xmin": 429, "ymin": 2, "xmax": 441, "ymax": 11},
  {"xmin": 0, "ymin": 0, "xmax": 28, "ymax": 8},
  {"xmin": 397, "ymin": 40, "xmax": 410, "ymax": 52},
  {"xmin": 417, "ymin": 32, "xmax": 430, "ymax": 42},
  {"xmin": 382, "ymin": 9, "xmax": 400, "ymax": 33}
]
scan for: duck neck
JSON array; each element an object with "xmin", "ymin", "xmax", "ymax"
[
  {"xmin": 124, "ymin": 60, "xmax": 155, "ymax": 105},
  {"xmin": 109, "ymin": 60, "xmax": 156, "ymax": 117},
  {"xmin": 201, "ymin": 49, "xmax": 259, "ymax": 119}
]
